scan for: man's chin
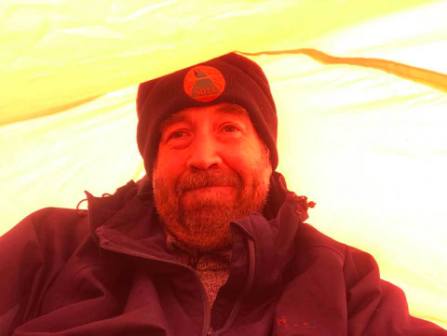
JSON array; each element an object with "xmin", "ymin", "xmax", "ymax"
[{"xmin": 173, "ymin": 211, "xmax": 233, "ymax": 252}]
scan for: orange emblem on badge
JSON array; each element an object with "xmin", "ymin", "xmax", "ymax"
[{"xmin": 183, "ymin": 65, "xmax": 226, "ymax": 102}]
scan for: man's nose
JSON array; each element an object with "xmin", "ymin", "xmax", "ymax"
[{"xmin": 187, "ymin": 135, "xmax": 222, "ymax": 171}]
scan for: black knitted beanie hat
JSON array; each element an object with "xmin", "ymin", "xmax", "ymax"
[{"xmin": 136, "ymin": 52, "xmax": 278, "ymax": 176}]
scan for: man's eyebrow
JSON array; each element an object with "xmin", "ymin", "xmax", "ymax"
[
  {"xmin": 160, "ymin": 104, "xmax": 247, "ymax": 131},
  {"xmin": 160, "ymin": 113, "xmax": 188, "ymax": 130}
]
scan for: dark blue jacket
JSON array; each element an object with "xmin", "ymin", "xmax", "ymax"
[{"xmin": 1, "ymin": 173, "xmax": 445, "ymax": 335}]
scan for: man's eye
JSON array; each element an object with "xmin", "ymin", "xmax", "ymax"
[
  {"xmin": 170, "ymin": 131, "xmax": 186, "ymax": 138},
  {"xmin": 166, "ymin": 130, "xmax": 190, "ymax": 142},
  {"xmin": 221, "ymin": 124, "xmax": 241, "ymax": 133}
]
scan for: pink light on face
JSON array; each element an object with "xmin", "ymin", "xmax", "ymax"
[{"xmin": 152, "ymin": 102, "xmax": 272, "ymax": 251}]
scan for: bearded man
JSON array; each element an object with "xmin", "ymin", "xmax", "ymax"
[{"xmin": 1, "ymin": 53, "xmax": 445, "ymax": 336}]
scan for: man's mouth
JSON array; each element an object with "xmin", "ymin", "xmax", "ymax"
[
  {"xmin": 184, "ymin": 185, "xmax": 234, "ymax": 193},
  {"xmin": 177, "ymin": 172, "xmax": 242, "ymax": 195}
]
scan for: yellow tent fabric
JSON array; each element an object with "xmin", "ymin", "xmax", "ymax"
[{"xmin": 1, "ymin": 0, "xmax": 446, "ymax": 328}]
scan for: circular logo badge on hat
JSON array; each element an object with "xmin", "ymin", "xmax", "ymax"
[{"xmin": 183, "ymin": 65, "xmax": 226, "ymax": 103}]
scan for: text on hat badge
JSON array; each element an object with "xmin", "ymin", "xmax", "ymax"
[{"xmin": 183, "ymin": 65, "xmax": 226, "ymax": 103}]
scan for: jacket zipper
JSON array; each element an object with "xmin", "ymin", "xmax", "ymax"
[
  {"xmin": 98, "ymin": 240, "xmax": 213, "ymax": 336},
  {"xmin": 198, "ymin": 273, "xmax": 212, "ymax": 336},
  {"xmin": 99, "ymin": 234, "xmax": 255, "ymax": 336},
  {"xmin": 212, "ymin": 239, "xmax": 256, "ymax": 336}
]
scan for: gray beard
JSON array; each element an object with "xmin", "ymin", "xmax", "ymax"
[{"xmin": 153, "ymin": 177, "xmax": 270, "ymax": 252}]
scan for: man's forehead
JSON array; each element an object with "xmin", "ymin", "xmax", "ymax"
[{"xmin": 161, "ymin": 103, "xmax": 249, "ymax": 128}]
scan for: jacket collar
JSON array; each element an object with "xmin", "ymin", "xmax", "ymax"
[
  {"xmin": 86, "ymin": 172, "xmax": 314, "ymax": 283},
  {"xmin": 230, "ymin": 172, "xmax": 313, "ymax": 296}
]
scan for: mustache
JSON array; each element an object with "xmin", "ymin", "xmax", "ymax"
[{"xmin": 176, "ymin": 171, "xmax": 242, "ymax": 194}]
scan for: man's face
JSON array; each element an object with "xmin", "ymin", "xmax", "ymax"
[{"xmin": 152, "ymin": 103, "xmax": 272, "ymax": 252}]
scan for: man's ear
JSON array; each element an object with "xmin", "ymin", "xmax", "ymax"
[
  {"xmin": 261, "ymin": 142, "xmax": 270, "ymax": 156},
  {"xmin": 263, "ymin": 144, "xmax": 273, "ymax": 168}
]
